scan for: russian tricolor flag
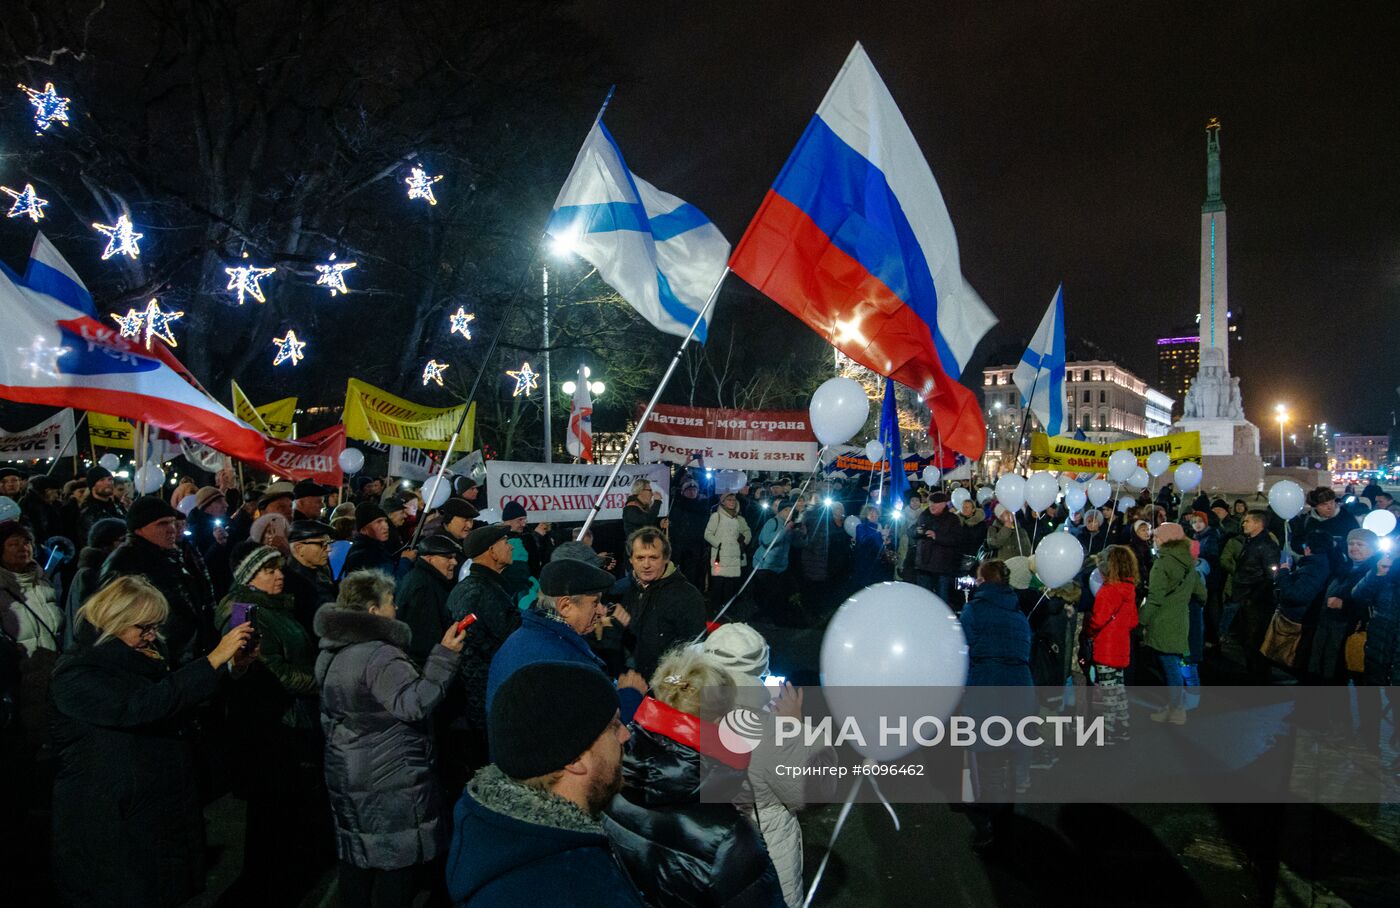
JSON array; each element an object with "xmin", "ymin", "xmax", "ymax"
[{"xmin": 730, "ymin": 43, "xmax": 996, "ymax": 458}]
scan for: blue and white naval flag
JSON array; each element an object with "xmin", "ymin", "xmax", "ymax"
[
  {"xmin": 547, "ymin": 120, "xmax": 729, "ymax": 341},
  {"xmin": 1012, "ymin": 284, "xmax": 1067, "ymax": 437}
]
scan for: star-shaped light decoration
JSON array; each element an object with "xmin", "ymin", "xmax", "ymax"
[
  {"xmin": 272, "ymin": 330, "xmax": 306, "ymax": 367},
  {"xmin": 110, "ymin": 308, "xmax": 145, "ymax": 339},
  {"xmin": 506, "ymin": 361, "xmax": 539, "ymax": 397},
  {"xmin": 405, "ymin": 165, "xmax": 443, "ymax": 205},
  {"xmin": 315, "ymin": 252, "xmax": 357, "ymax": 296},
  {"xmin": 139, "ymin": 298, "xmax": 183, "ymax": 349},
  {"xmin": 449, "ymin": 306, "xmax": 475, "ymax": 340},
  {"xmin": 18, "ymin": 82, "xmax": 70, "ymax": 133},
  {"xmin": 92, "ymin": 214, "xmax": 144, "ymax": 260},
  {"xmin": 2, "ymin": 183, "xmax": 48, "ymax": 221},
  {"xmin": 18, "ymin": 336, "xmax": 70, "ymax": 379},
  {"xmin": 225, "ymin": 252, "xmax": 276, "ymax": 305},
  {"xmin": 422, "ymin": 359, "xmax": 449, "ymax": 387}
]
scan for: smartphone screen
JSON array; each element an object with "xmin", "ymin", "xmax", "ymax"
[{"xmin": 228, "ymin": 602, "xmax": 256, "ymax": 628}]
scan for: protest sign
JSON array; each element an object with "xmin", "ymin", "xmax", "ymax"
[
  {"xmin": 342, "ymin": 378, "xmax": 473, "ymax": 451},
  {"xmin": 1027, "ymin": 432, "xmax": 1202, "ymax": 473},
  {"xmin": 485, "ymin": 460, "xmax": 670, "ymax": 523},
  {"xmin": 637, "ymin": 404, "xmax": 818, "ymax": 471},
  {"xmin": 0, "ymin": 409, "xmax": 75, "ymax": 461}
]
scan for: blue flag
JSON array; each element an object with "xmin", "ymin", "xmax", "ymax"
[{"xmin": 879, "ymin": 378, "xmax": 909, "ymax": 507}]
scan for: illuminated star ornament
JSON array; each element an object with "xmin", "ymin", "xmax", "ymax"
[
  {"xmin": 92, "ymin": 214, "xmax": 144, "ymax": 260},
  {"xmin": 422, "ymin": 359, "xmax": 449, "ymax": 387},
  {"xmin": 315, "ymin": 253, "xmax": 357, "ymax": 296},
  {"xmin": 449, "ymin": 306, "xmax": 475, "ymax": 340},
  {"xmin": 405, "ymin": 165, "xmax": 443, "ymax": 205},
  {"xmin": 225, "ymin": 253, "xmax": 276, "ymax": 304},
  {"xmin": 2, "ymin": 184, "xmax": 48, "ymax": 221},
  {"xmin": 18, "ymin": 82, "xmax": 70, "ymax": 133},
  {"xmin": 139, "ymin": 299, "xmax": 183, "ymax": 349},
  {"xmin": 110, "ymin": 308, "xmax": 145, "ymax": 339},
  {"xmin": 272, "ymin": 330, "xmax": 306, "ymax": 367},
  {"xmin": 506, "ymin": 361, "xmax": 539, "ymax": 397},
  {"xmin": 18, "ymin": 336, "xmax": 70, "ymax": 379}
]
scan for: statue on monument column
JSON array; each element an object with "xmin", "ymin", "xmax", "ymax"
[{"xmin": 1182, "ymin": 347, "xmax": 1243, "ymax": 420}]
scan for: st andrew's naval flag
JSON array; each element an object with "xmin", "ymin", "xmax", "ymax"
[
  {"xmin": 1012, "ymin": 284, "xmax": 1067, "ymax": 437},
  {"xmin": 547, "ymin": 118, "xmax": 730, "ymax": 341},
  {"xmin": 729, "ymin": 43, "xmax": 997, "ymax": 458},
  {"xmin": 0, "ymin": 233, "xmax": 267, "ymax": 461}
]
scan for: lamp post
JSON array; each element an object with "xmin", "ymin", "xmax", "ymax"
[
  {"xmin": 1274, "ymin": 403, "xmax": 1288, "ymax": 468},
  {"xmin": 561, "ymin": 366, "xmax": 606, "ymax": 399},
  {"xmin": 542, "ymin": 232, "xmax": 582, "ymax": 463}
]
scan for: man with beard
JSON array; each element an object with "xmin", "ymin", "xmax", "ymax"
[
  {"xmin": 78, "ymin": 466, "xmax": 126, "ymax": 541},
  {"xmin": 283, "ymin": 520, "xmax": 338, "ymax": 636},
  {"xmin": 445, "ymin": 662, "xmax": 645, "ymax": 907}
]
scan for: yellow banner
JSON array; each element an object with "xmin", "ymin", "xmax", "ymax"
[
  {"xmin": 1028, "ymin": 432, "xmax": 1202, "ymax": 473},
  {"xmin": 88, "ymin": 412, "xmax": 136, "ymax": 449},
  {"xmin": 232, "ymin": 381, "xmax": 296, "ymax": 440},
  {"xmin": 342, "ymin": 378, "xmax": 474, "ymax": 451}
]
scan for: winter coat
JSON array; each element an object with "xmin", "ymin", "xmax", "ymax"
[
  {"xmin": 913, "ymin": 507, "xmax": 963, "ymax": 574},
  {"xmin": 799, "ymin": 515, "xmax": 850, "ymax": 583},
  {"xmin": 670, "ymin": 494, "xmax": 713, "ymax": 554},
  {"xmin": 705, "ymin": 508, "xmax": 753, "ymax": 578},
  {"xmin": 446, "ymin": 563, "xmax": 520, "ymax": 730},
  {"xmin": 620, "ymin": 564, "xmax": 707, "ymax": 682},
  {"xmin": 486, "ymin": 607, "xmax": 643, "ymax": 722},
  {"xmin": 0, "ymin": 564, "xmax": 62, "ymax": 656},
  {"xmin": 446, "ymin": 764, "xmax": 647, "ymax": 907},
  {"xmin": 314, "ymin": 604, "xmax": 459, "ymax": 870},
  {"xmin": 101, "ymin": 535, "xmax": 218, "ymax": 667},
  {"xmin": 344, "ymin": 533, "xmax": 399, "ymax": 577},
  {"xmin": 49, "ymin": 624, "xmax": 224, "ymax": 907},
  {"xmin": 215, "ymin": 584, "xmax": 318, "ymax": 728},
  {"xmin": 622, "ymin": 496, "xmax": 663, "ymax": 539},
  {"xmin": 395, "ymin": 558, "xmax": 456, "ymax": 666},
  {"xmin": 1086, "ymin": 581, "xmax": 1139, "ymax": 669},
  {"xmin": 64, "ymin": 545, "xmax": 108, "ymax": 648},
  {"xmin": 985, "ymin": 521, "xmax": 1030, "ymax": 563},
  {"xmin": 78, "ymin": 496, "xmax": 126, "ymax": 544},
  {"xmin": 284, "ymin": 556, "xmax": 338, "ymax": 639},
  {"xmin": 1358, "ymin": 568, "xmax": 1400, "ymax": 685},
  {"xmin": 1232, "ymin": 532, "xmax": 1281, "ymax": 610},
  {"xmin": 850, "ymin": 520, "xmax": 890, "ymax": 590},
  {"xmin": 1309, "ymin": 556, "xmax": 1381, "ymax": 680},
  {"xmin": 753, "ymin": 517, "xmax": 791, "ymax": 574},
  {"xmin": 1274, "ymin": 552, "xmax": 1331, "ymax": 625},
  {"xmin": 604, "ymin": 696, "xmax": 786, "ymax": 908},
  {"xmin": 185, "ymin": 507, "xmax": 232, "ymax": 596},
  {"xmin": 960, "ymin": 582, "xmax": 1033, "ymax": 687},
  {"xmin": 1139, "ymin": 539, "xmax": 1202, "ymax": 655},
  {"xmin": 19, "ymin": 491, "xmax": 63, "ymax": 543},
  {"xmin": 957, "ymin": 509, "xmax": 988, "ymax": 558}
]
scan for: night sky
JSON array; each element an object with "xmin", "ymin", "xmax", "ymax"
[{"xmin": 571, "ymin": 0, "xmax": 1400, "ymax": 433}]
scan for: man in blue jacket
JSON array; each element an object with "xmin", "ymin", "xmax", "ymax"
[
  {"xmin": 447, "ymin": 662, "xmax": 646, "ymax": 907},
  {"xmin": 487, "ymin": 559, "xmax": 647, "ymax": 722}
]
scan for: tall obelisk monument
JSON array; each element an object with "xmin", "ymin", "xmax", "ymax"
[{"xmin": 1200, "ymin": 117, "xmax": 1229, "ymax": 375}]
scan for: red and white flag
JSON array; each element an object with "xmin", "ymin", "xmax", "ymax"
[
  {"xmin": 0, "ymin": 233, "xmax": 267, "ymax": 461},
  {"xmin": 565, "ymin": 366, "xmax": 593, "ymax": 462}
]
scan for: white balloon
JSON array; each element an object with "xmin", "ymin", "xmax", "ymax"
[
  {"xmin": 1089, "ymin": 568, "xmax": 1105, "ymax": 596},
  {"xmin": 1033, "ymin": 532, "xmax": 1085, "ymax": 589},
  {"xmin": 915, "ymin": 443, "xmax": 935, "ymax": 460},
  {"xmin": 1146, "ymin": 451, "xmax": 1172, "ymax": 478},
  {"xmin": 1126, "ymin": 467, "xmax": 1150, "ymax": 490},
  {"xmin": 1107, "ymin": 449, "xmax": 1137, "ymax": 482},
  {"xmin": 820, "ymin": 582, "xmax": 967, "ymax": 761},
  {"xmin": 1267, "ymin": 480, "xmax": 1306, "ymax": 520},
  {"xmin": 1174, "ymin": 462, "xmax": 1203, "ymax": 492},
  {"xmin": 476, "ymin": 507, "xmax": 502, "ymax": 524},
  {"xmin": 995, "ymin": 474, "xmax": 1026, "ymax": 512},
  {"xmin": 809, "ymin": 377, "xmax": 870, "ymax": 447},
  {"xmin": 423, "ymin": 475, "xmax": 451, "ymax": 510},
  {"xmin": 1064, "ymin": 484, "xmax": 1087, "ymax": 514},
  {"xmin": 922, "ymin": 465, "xmax": 941, "ymax": 486},
  {"xmin": 1087, "ymin": 479, "xmax": 1113, "ymax": 508},
  {"xmin": 1025, "ymin": 471, "xmax": 1059, "ymax": 513},
  {"xmin": 864, "ymin": 440, "xmax": 885, "ymax": 463},
  {"xmin": 0, "ymin": 496, "xmax": 19, "ymax": 523},
  {"xmin": 134, "ymin": 463, "xmax": 165, "ymax": 495},
  {"xmin": 975, "ymin": 486, "xmax": 995, "ymax": 505},
  {"xmin": 98, "ymin": 453, "xmax": 120, "ymax": 472},
  {"xmin": 1363, "ymin": 509, "xmax": 1398, "ymax": 537},
  {"xmin": 843, "ymin": 515, "xmax": 861, "ymax": 538},
  {"xmin": 338, "ymin": 447, "xmax": 365, "ymax": 475},
  {"xmin": 177, "ymin": 493, "xmax": 198, "ymax": 516},
  {"xmin": 1117, "ymin": 497, "xmax": 1134, "ymax": 514},
  {"xmin": 950, "ymin": 487, "xmax": 971, "ymax": 510}
]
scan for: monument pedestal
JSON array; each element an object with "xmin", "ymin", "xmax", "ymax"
[{"xmin": 1175, "ymin": 418, "xmax": 1263, "ymax": 494}]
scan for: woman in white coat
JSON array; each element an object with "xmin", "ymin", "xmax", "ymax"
[{"xmin": 704, "ymin": 492, "xmax": 751, "ymax": 612}]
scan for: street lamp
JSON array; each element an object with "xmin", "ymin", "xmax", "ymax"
[
  {"xmin": 1274, "ymin": 403, "xmax": 1288, "ymax": 468},
  {"xmin": 562, "ymin": 366, "xmax": 605, "ymax": 397},
  {"xmin": 540, "ymin": 233, "xmax": 583, "ymax": 463}
]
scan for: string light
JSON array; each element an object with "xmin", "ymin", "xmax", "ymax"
[
  {"xmin": 110, "ymin": 308, "xmax": 144, "ymax": 339},
  {"xmin": 506, "ymin": 361, "xmax": 539, "ymax": 397},
  {"xmin": 225, "ymin": 252, "xmax": 276, "ymax": 304},
  {"xmin": 92, "ymin": 214, "xmax": 144, "ymax": 260},
  {"xmin": 18, "ymin": 82, "xmax": 70, "ymax": 133},
  {"xmin": 140, "ymin": 298, "xmax": 183, "ymax": 349},
  {"xmin": 405, "ymin": 166, "xmax": 443, "ymax": 205},
  {"xmin": 315, "ymin": 252, "xmax": 356, "ymax": 296},
  {"xmin": 2, "ymin": 184, "xmax": 48, "ymax": 221},
  {"xmin": 449, "ymin": 306, "xmax": 475, "ymax": 340},
  {"xmin": 422, "ymin": 359, "xmax": 449, "ymax": 386},
  {"xmin": 271, "ymin": 330, "xmax": 306, "ymax": 366}
]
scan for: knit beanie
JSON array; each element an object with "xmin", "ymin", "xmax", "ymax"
[
  {"xmin": 87, "ymin": 517, "xmax": 128, "ymax": 550},
  {"xmin": 1153, "ymin": 522, "xmax": 1186, "ymax": 545},
  {"xmin": 355, "ymin": 503, "xmax": 387, "ymax": 531},
  {"xmin": 232, "ymin": 542, "xmax": 281, "ymax": 587},
  {"xmin": 702, "ymin": 622, "xmax": 770, "ymax": 684},
  {"xmin": 490, "ymin": 662, "xmax": 619, "ymax": 780}
]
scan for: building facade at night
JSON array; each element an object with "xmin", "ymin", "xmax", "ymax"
[{"xmin": 1333, "ymin": 434, "xmax": 1389, "ymax": 472}]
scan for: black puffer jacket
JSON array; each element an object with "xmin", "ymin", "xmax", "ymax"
[
  {"xmin": 100, "ymin": 536, "xmax": 218, "ymax": 667},
  {"xmin": 445, "ymin": 563, "xmax": 519, "ymax": 730},
  {"xmin": 604, "ymin": 696, "xmax": 784, "ymax": 907}
]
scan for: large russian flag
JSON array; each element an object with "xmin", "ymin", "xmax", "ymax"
[
  {"xmin": 730, "ymin": 43, "xmax": 996, "ymax": 458},
  {"xmin": 0, "ymin": 233, "xmax": 269, "ymax": 462}
]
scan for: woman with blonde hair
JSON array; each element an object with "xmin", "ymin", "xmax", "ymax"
[
  {"xmin": 50, "ymin": 576, "xmax": 255, "ymax": 907},
  {"xmin": 604, "ymin": 646, "xmax": 784, "ymax": 907}
]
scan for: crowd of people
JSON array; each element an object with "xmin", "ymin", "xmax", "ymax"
[{"xmin": 2, "ymin": 457, "xmax": 1398, "ymax": 905}]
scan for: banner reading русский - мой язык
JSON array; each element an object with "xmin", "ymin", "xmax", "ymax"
[{"xmin": 637, "ymin": 404, "xmax": 819, "ymax": 472}]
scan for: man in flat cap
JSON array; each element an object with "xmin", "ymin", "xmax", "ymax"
[
  {"xmin": 487, "ymin": 560, "xmax": 647, "ymax": 722},
  {"xmin": 395, "ymin": 533, "xmax": 461, "ymax": 666},
  {"xmin": 292, "ymin": 479, "xmax": 333, "ymax": 522},
  {"xmin": 284, "ymin": 520, "xmax": 338, "ymax": 636}
]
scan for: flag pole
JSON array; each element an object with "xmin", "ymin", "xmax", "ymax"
[
  {"xmin": 1009, "ymin": 370, "xmax": 1041, "ymax": 477},
  {"xmin": 578, "ymin": 268, "xmax": 728, "ymax": 540}
]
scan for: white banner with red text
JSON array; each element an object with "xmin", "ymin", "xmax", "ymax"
[
  {"xmin": 485, "ymin": 460, "xmax": 671, "ymax": 524},
  {"xmin": 636, "ymin": 404, "xmax": 819, "ymax": 472}
]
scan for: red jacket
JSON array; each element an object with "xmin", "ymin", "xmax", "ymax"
[{"xmin": 1087, "ymin": 581, "xmax": 1139, "ymax": 669}]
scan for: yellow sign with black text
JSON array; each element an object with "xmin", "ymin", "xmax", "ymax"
[
  {"xmin": 342, "ymin": 378, "xmax": 474, "ymax": 451},
  {"xmin": 1028, "ymin": 432, "xmax": 1202, "ymax": 473},
  {"xmin": 232, "ymin": 381, "xmax": 296, "ymax": 440}
]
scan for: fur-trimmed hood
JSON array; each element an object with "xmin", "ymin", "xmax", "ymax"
[
  {"xmin": 467, "ymin": 764, "xmax": 601, "ymax": 835},
  {"xmin": 314, "ymin": 603, "xmax": 411, "ymax": 650}
]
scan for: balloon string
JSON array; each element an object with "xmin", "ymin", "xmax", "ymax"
[
  {"xmin": 801, "ymin": 775, "xmax": 863, "ymax": 908},
  {"xmin": 867, "ymin": 775, "xmax": 902, "ymax": 831}
]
